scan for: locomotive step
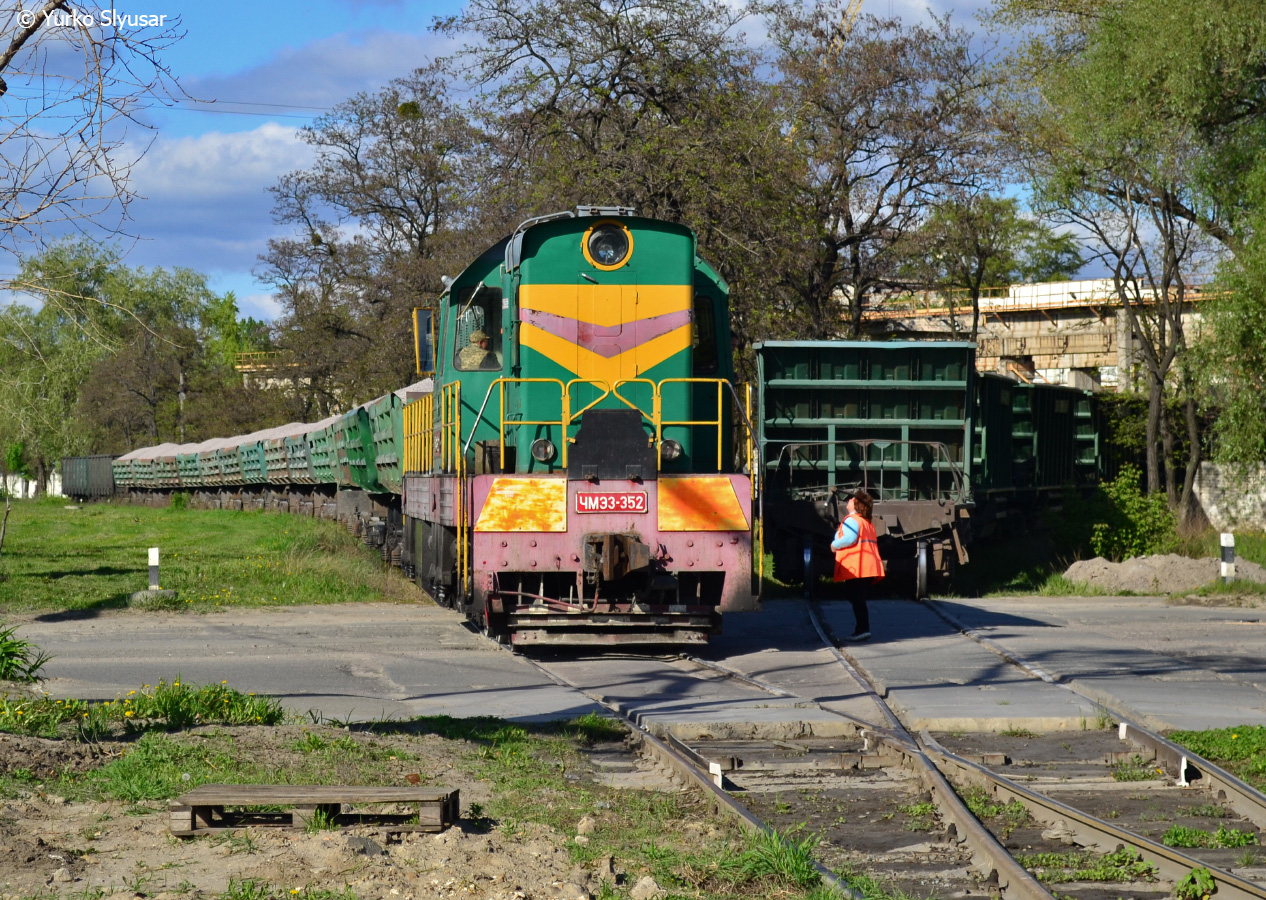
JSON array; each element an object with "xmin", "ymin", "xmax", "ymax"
[{"xmin": 169, "ymin": 784, "xmax": 459, "ymax": 837}]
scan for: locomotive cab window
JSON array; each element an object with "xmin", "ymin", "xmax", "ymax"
[
  {"xmin": 453, "ymin": 285, "xmax": 504, "ymax": 371},
  {"xmin": 692, "ymin": 293, "xmax": 718, "ymax": 374}
]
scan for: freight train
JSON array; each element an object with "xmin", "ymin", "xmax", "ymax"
[
  {"xmin": 98, "ymin": 208, "xmax": 763, "ymax": 646},
  {"xmin": 68, "ymin": 211, "xmax": 1110, "ymax": 626}
]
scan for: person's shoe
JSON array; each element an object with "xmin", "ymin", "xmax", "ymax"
[{"xmin": 842, "ymin": 631, "xmax": 871, "ymax": 642}]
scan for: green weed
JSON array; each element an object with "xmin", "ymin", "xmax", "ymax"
[
  {"xmin": 1188, "ymin": 803, "xmax": 1232, "ymax": 818},
  {"xmin": 719, "ymin": 829, "xmax": 821, "ymax": 890},
  {"xmin": 1236, "ymin": 848, "xmax": 1262, "ymax": 867},
  {"xmin": 1170, "ymin": 726, "xmax": 1266, "ymax": 792},
  {"xmin": 1175, "ymin": 867, "xmax": 1217, "ymax": 900},
  {"xmin": 1162, "ymin": 825, "xmax": 1258, "ymax": 848},
  {"xmin": 0, "ymin": 677, "xmax": 285, "ymax": 740},
  {"xmin": 1016, "ymin": 847, "xmax": 1158, "ymax": 883},
  {"xmin": 960, "ymin": 786, "xmax": 1033, "ymax": 837},
  {"xmin": 898, "ymin": 801, "xmax": 937, "ymax": 832},
  {"xmin": 569, "ymin": 711, "xmax": 624, "ymax": 745},
  {"xmin": 220, "ymin": 880, "xmax": 357, "ymax": 900},
  {"xmin": 1000, "ymin": 726, "xmax": 1039, "ymax": 738},
  {"xmin": 1111, "ymin": 755, "xmax": 1162, "ymax": 782},
  {"xmin": 0, "ymin": 624, "xmax": 49, "ymax": 681}
]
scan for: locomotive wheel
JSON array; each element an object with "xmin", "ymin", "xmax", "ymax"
[{"xmin": 915, "ymin": 540, "xmax": 930, "ymax": 602}]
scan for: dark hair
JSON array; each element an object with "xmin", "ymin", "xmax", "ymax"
[{"xmin": 851, "ymin": 489, "xmax": 874, "ymax": 521}]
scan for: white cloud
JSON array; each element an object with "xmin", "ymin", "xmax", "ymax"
[
  {"xmin": 130, "ymin": 123, "xmax": 313, "ymax": 202},
  {"xmin": 238, "ymin": 291, "xmax": 285, "ymax": 321}
]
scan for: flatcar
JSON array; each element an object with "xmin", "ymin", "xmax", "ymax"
[{"xmin": 102, "ymin": 207, "xmax": 763, "ymax": 646}]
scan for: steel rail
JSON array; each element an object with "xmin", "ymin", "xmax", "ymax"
[
  {"xmin": 804, "ymin": 600, "xmax": 1057, "ymax": 900},
  {"xmin": 1118, "ymin": 722, "xmax": 1266, "ymax": 830},
  {"xmin": 511, "ymin": 649, "xmax": 863, "ymax": 899},
  {"xmin": 920, "ymin": 732, "xmax": 1266, "ymax": 900},
  {"xmin": 925, "ymin": 599, "xmax": 1266, "ymax": 831}
]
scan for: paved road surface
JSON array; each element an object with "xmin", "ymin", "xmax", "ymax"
[{"xmin": 12, "ymin": 595, "xmax": 1266, "ymax": 732}]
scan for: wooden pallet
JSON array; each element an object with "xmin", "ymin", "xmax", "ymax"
[{"xmin": 170, "ymin": 784, "xmax": 459, "ymax": 837}]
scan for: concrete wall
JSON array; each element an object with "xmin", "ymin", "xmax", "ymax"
[
  {"xmin": 1, "ymin": 473, "xmax": 61, "ymax": 498},
  {"xmin": 1194, "ymin": 462, "xmax": 1266, "ymax": 531}
]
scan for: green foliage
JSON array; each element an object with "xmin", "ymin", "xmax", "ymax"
[
  {"xmin": 1059, "ymin": 465, "xmax": 1176, "ymax": 561},
  {"xmin": 170, "ymin": 492, "xmax": 188, "ymax": 511},
  {"xmin": 0, "ymin": 624, "xmax": 49, "ymax": 681},
  {"xmin": 1111, "ymin": 754, "xmax": 1162, "ymax": 782},
  {"xmin": 221, "ymin": 880, "xmax": 356, "ymax": 900},
  {"xmin": 1016, "ymin": 847, "xmax": 1157, "ymax": 884},
  {"xmin": 897, "ymin": 801, "xmax": 937, "ymax": 832},
  {"xmin": 2, "ymin": 443, "xmax": 28, "ymax": 478},
  {"xmin": 1176, "ymin": 867, "xmax": 1218, "ymax": 900},
  {"xmin": 568, "ymin": 711, "xmax": 625, "ymax": 746},
  {"xmin": 719, "ymin": 829, "xmax": 822, "ymax": 889},
  {"xmin": 1164, "ymin": 825, "xmax": 1258, "ymax": 849},
  {"xmin": 1170, "ymin": 725, "xmax": 1266, "ymax": 792},
  {"xmin": 961, "ymin": 786, "xmax": 1032, "ymax": 837},
  {"xmin": 0, "ymin": 678, "xmax": 285, "ymax": 740}
]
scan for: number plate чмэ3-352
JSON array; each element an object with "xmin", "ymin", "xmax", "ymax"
[{"xmin": 574, "ymin": 492, "xmax": 648, "ymax": 514}]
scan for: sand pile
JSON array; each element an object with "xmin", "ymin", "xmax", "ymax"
[{"xmin": 1064, "ymin": 554, "xmax": 1266, "ymax": 594}]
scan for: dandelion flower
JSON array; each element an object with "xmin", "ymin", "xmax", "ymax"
[{"xmin": 125, "ymin": 710, "xmax": 134, "ymax": 718}]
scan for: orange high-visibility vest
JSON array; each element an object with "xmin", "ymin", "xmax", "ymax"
[{"xmin": 834, "ymin": 514, "xmax": 885, "ymax": 581}]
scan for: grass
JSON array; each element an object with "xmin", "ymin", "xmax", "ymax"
[
  {"xmin": 897, "ymin": 801, "xmax": 937, "ymax": 832},
  {"xmin": 1169, "ymin": 726, "xmax": 1266, "ymax": 792},
  {"xmin": 0, "ymin": 498, "xmax": 421, "ymax": 613},
  {"xmin": 1015, "ymin": 847, "xmax": 1158, "ymax": 883},
  {"xmin": 1111, "ymin": 754, "xmax": 1163, "ymax": 782},
  {"xmin": 0, "ymin": 678, "xmax": 286, "ymax": 740},
  {"xmin": 1163, "ymin": 825, "xmax": 1259, "ymax": 849},
  {"xmin": 960, "ymin": 786, "xmax": 1032, "ymax": 838},
  {"xmin": 368, "ymin": 715, "xmax": 885, "ymax": 900}
]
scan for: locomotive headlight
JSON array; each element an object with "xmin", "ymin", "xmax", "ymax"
[
  {"xmin": 583, "ymin": 221, "xmax": 632, "ymax": 270},
  {"xmin": 660, "ymin": 438, "xmax": 683, "ymax": 462},
  {"xmin": 530, "ymin": 438, "xmax": 557, "ymax": 463}
]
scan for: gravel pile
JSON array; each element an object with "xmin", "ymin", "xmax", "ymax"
[{"xmin": 1064, "ymin": 554, "xmax": 1266, "ymax": 594}]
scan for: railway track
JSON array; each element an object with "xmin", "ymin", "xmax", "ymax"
[{"xmin": 517, "ymin": 600, "xmax": 1266, "ymax": 900}]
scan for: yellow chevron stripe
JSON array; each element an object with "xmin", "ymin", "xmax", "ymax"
[
  {"xmin": 520, "ymin": 283, "xmax": 691, "ymax": 328},
  {"xmin": 521, "ymin": 321, "xmax": 693, "ymax": 386}
]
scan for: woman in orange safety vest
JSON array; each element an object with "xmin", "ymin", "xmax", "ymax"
[{"xmin": 831, "ymin": 489, "xmax": 885, "ymax": 642}]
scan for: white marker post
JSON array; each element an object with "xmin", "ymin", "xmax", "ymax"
[
  {"xmin": 149, "ymin": 547, "xmax": 160, "ymax": 590},
  {"xmin": 1221, "ymin": 532, "xmax": 1236, "ymax": 584}
]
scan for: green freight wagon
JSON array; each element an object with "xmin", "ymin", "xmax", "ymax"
[
  {"xmin": 755, "ymin": 341, "xmax": 973, "ymax": 599},
  {"xmin": 336, "ymin": 405, "xmax": 381, "ymax": 492},
  {"xmin": 369, "ymin": 392, "xmax": 405, "ymax": 495}
]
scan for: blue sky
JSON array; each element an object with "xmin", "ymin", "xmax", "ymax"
[{"xmin": 96, "ymin": 0, "xmax": 992, "ymax": 321}]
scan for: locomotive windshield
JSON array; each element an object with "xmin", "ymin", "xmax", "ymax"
[{"xmin": 453, "ymin": 284, "xmax": 504, "ymax": 371}]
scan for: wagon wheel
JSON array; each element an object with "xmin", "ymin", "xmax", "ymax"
[{"xmin": 915, "ymin": 540, "xmax": 930, "ymax": 602}]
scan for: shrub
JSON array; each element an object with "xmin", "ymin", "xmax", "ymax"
[{"xmin": 1059, "ymin": 465, "xmax": 1176, "ymax": 561}]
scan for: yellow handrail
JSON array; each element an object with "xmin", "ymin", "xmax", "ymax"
[
  {"xmin": 497, "ymin": 378, "xmax": 567, "ymax": 470},
  {"xmin": 656, "ymin": 378, "xmax": 726, "ymax": 470}
]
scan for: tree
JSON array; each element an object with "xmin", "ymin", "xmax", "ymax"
[
  {"xmin": 261, "ymin": 66, "xmax": 483, "ymax": 405},
  {"xmin": 0, "ymin": 3, "xmax": 183, "ymax": 253},
  {"xmin": 437, "ymin": 0, "xmax": 797, "ymax": 351},
  {"xmin": 992, "ymin": 0, "xmax": 1236, "ymax": 523},
  {"xmin": 769, "ymin": 5, "xmax": 998, "ymax": 337},
  {"xmin": 913, "ymin": 195, "xmax": 1081, "ymax": 339}
]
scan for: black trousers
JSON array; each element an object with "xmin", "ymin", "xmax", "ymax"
[{"xmin": 836, "ymin": 576, "xmax": 879, "ymax": 634}]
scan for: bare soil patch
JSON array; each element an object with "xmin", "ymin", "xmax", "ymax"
[
  {"xmin": 1064, "ymin": 555, "xmax": 1266, "ymax": 594},
  {"xmin": 0, "ymin": 722, "xmax": 738, "ymax": 900}
]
